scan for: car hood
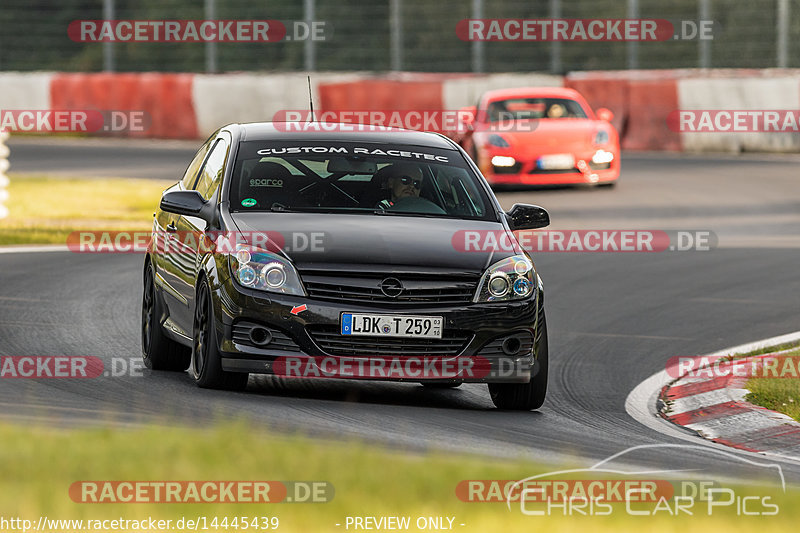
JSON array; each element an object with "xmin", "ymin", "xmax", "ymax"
[
  {"xmin": 477, "ymin": 119, "xmax": 610, "ymax": 154},
  {"xmin": 229, "ymin": 212, "xmax": 513, "ymax": 273}
]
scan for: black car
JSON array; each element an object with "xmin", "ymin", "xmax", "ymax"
[{"xmin": 142, "ymin": 123, "xmax": 550, "ymax": 410}]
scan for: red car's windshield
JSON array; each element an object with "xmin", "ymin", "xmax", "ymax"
[{"xmin": 485, "ymin": 97, "xmax": 588, "ymax": 122}]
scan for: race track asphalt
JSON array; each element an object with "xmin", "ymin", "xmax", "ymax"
[{"xmin": 2, "ymin": 138, "xmax": 799, "ymax": 485}]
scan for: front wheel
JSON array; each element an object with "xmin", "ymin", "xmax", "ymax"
[
  {"xmin": 488, "ymin": 315, "xmax": 549, "ymax": 410},
  {"xmin": 191, "ymin": 278, "xmax": 249, "ymax": 390}
]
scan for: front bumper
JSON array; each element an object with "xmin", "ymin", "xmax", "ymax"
[
  {"xmin": 480, "ymin": 149, "xmax": 620, "ymax": 185},
  {"xmin": 211, "ymin": 275, "xmax": 544, "ymax": 384}
]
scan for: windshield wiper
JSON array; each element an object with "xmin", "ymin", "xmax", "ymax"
[
  {"xmin": 268, "ymin": 204, "xmax": 374, "ymax": 214},
  {"xmin": 372, "ymin": 209, "xmax": 442, "ymax": 218}
]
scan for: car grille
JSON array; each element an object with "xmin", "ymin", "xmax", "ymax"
[
  {"xmin": 492, "ymin": 162, "xmax": 523, "ymax": 174},
  {"xmin": 307, "ymin": 325, "xmax": 473, "ymax": 357},
  {"xmin": 528, "ymin": 162, "xmax": 610, "ymax": 174},
  {"xmin": 528, "ymin": 167, "xmax": 579, "ymax": 175},
  {"xmin": 299, "ymin": 269, "xmax": 480, "ymax": 306}
]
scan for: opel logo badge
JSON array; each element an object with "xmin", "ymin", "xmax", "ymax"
[{"xmin": 380, "ymin": 277, "xmax": 404, "ymax": 298}]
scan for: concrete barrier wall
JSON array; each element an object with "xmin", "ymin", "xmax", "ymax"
[
  {"xmin": 3, "ymin": 69, "xmax": 800, "ymax": 153},
  {"xmin": 677, "ymin": 77, "xmax": 800, "ymax": 153},
  {"xmin": 441, "ymin": 73, "xmax": 563, "ymax": 110},
  {"xmin": 568, "ymin": 69, "xmax": 800, "ymax": 153},
  {"xmin": 49, "ymin": 73, "xmax": 197, "ymax": 139},
  {"xmin": 318, "ymin": 78, "xmax": 446, "ymax": 113},
  {"xmin": 566, "ymin": 70, "xmax": 682, "ymax": 151},
  {"xmin": 192, "ymin": 72, "xmax": 364, "ymax": 134},
  {"xmin": 0, "ymin": 72, "xmax": 54, "ymax": 112}
]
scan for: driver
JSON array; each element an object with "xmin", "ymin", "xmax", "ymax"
[
  {"xmin": 546, "ymin": 103, "xmax": 566, "ymax": 119},
  {"xmin": 376, "ymin": 163, "xmax": 423, "ymax": 209}
]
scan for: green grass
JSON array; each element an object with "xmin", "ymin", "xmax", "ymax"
[
  {"xmin": 0, "ymin": 421, "xmax": 798, "ymax": 532},
  {"xmin": 0, "ymin": 174, "xmax": 170, "ymax": 245},
  {"xmin": 734, "ymin": 342, "xmax": 800, "ymax": 358},
  {"xmin": 745, "ymin": 348, "xmax": 800, "ymax": 422}
]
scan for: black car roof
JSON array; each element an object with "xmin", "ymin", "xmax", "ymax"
[{"xmin": 234, "ymin": 122, "xmax": 458, "ymax": 150}]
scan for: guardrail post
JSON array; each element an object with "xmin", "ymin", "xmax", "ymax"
[
  {"xmin": 626, "ymin": 0, "xmax": 639, "ymax": 69},
  {"xmin": 205, "ymin": 0, "xmax": 218, "ymax": 73},
  {"xmin": 304, "ymin": 0, "xmax": 317, "ymax": 71},
  {"xmin": 699, "ymin": 0, "xmax": 711, "ymax": 68},
  {"xmin": 549, "ymin": 0, "xmax": 562, "ymax": 73},
  {"xmin": 471, "ymin": 0, "xmax": 485, "ymax": 73},
  {"xmin": 390, "ymin": 0, "xmax": 403, "ymax": 71},
  {"xmin": 777, "ymin": 0, "xmax": 789, "ymax": 68}
]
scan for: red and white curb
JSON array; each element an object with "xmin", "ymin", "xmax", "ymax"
[
  {"xmin": 660, "ymin": 348, "xmax": 800, "ymax": 457},
  {"xmin": 626, "ymin": 331, "xmax": 800, "ymax": 463}
]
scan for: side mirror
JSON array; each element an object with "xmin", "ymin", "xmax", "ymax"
[
  {"xmin": 505, "ymin": 203, "xmax": 550, "ymax": 230},
  {"xmin": 160, "ymin": 190, "xmax": 207, "ymax": 217},
  {"xmin": 596, "ymin": 107, "xmax": 614, "ymax": 122}
]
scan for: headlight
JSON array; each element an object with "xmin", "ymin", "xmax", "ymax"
[
  {"xmin": 229, "ymin": 244, "xmax": 306, "ymax": 296},
  {"xmin": 491, "ymin": 155, "xmax": 517, "ymax": 167},
  {"xmin": 591, "ymin": 149, "xmax": 614, "ymax": 164},
  {"xmin": 474, "ymin": 255, "xmax": 535, "ymax": 303},
  {"xmin": 487, "ymin": 134, "xmax": 510, "ymax": 148},
  {"xmin": 593, "ymin": 130, "xmax": 610, "ymax": 145}
]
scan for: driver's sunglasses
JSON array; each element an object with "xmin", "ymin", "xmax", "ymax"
[{"xmin": 398, "ymin": 176, "xmax": 422, "ymax": 189}]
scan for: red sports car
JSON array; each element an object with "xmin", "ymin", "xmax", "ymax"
[{"xmin": 457, "ymin": 87, "xmax": 620, "ymax": 187}]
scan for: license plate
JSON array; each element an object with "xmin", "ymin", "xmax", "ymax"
[
  {"xmin": 537, "ymin": 154, "xmax": 575, "ymax": 170},
  {"xmin": 341, "ymin": 313, "xmax": 443, "ymax": 339}
]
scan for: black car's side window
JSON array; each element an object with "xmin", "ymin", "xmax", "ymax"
[
  {"xmin": 180, "ymin": 139, "xmax": 214, "ymax": 189},
  {"xmin": 195, "ymin": 137, "xmax": 230, "ymax": 201}
]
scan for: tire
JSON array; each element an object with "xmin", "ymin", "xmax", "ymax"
[
  {"xmin": 141, "ymin": 264, "xmax": 191, "ymax": 371},
  {"xmin": 421, "ymin": 380, "xmax": 463, "ymax": 389},
  {"xmin": 190, "ymin": 277, "xmax": 249, "ymax": 390},
  {"xmin": 488, "ymin": 315, "xmax": 549, "ymax": 411}
]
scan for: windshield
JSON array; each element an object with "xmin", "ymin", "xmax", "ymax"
[
  {"xmin": 229, "ymin": 141, "xmax": 494, "ymax": 220},
  {"xmin": 486, "ymin": 97, "xmax": 588, "ymax": 121}
]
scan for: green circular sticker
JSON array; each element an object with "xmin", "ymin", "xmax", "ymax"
[{"xmin": 241, "ymin": 198, "xmax": 257, "ymax": 208}]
